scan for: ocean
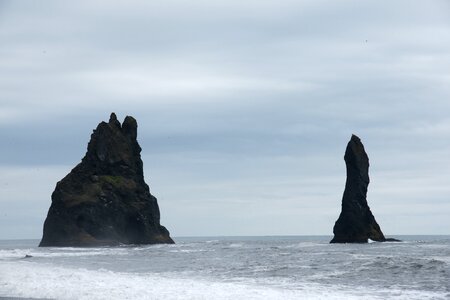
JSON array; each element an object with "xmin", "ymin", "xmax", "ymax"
[{"xmin": 0, "ymin": 236, "xmax": 449, "ymax": 300}]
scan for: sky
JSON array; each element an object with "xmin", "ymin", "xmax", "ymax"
[{"xmin": 0, "ymin": 0, "xmax": 450, "ymax": 239}]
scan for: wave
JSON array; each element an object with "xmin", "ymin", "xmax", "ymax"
[
  {"xmin": 0, "ymin": 261, "xmax": 447, "ymax": 300},
  {"xmin": 0, "ymin": 243, "xmax": 183, "ymax": 260},
  {"xmin": 0, "ymin": 248, "xmax": 130, "ymax": 260}
]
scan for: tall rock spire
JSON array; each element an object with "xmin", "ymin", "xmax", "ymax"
[
  {"xmin": 330, "ymin": 135, "xmax": 386, "ymax": 243},
  {"xmin": 40, "ymin": 113, "xmax": 174, "ymax": 246}
]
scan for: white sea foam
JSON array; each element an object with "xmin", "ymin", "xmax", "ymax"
[
  {"xmin": 287, "ymin": 242, "xmax": 324, "ymax": 249},
  {"xmin": 0, "ymin": 261, "xmax": 446, "ymax": 300},
  {"xmin": 205, "ymin": 240, "xmax": 219, "ymax": 243},
  {"xmin": 168, "ymin": 249, "xmax": 211, "ymax": 253},
  {"xmin": 0, "ymin": 248, "xmax": 131, "ymax": 260}
]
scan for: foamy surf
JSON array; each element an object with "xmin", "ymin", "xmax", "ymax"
[{"xmin": 0, "ymin": 261, "xmax": 446, "ymax": 300}]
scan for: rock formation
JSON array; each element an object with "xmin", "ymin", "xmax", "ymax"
[
  {"xmin": 40, "ymin": 113, "xmax": 174, "ymax": 247},
  {"xmin": 330, "ymin": 135, "xmax": 396, "ymax": 243}
]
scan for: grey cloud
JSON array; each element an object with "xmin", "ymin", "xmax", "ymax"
[{"xmin": 0, "ymin": 0, "xmax": 449, "ymax": 238}]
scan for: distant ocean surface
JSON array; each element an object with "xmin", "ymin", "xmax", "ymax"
[{"xmin": 0, "ymin": 236, "xmax": 449, "ymax": 300}]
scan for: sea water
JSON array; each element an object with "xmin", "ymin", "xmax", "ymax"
[{"xmin": 0, "ymin": 236, "xmax": 449, "ymax": 299}]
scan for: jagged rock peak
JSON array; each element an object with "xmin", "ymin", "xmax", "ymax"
[
  {"xmin": 330, "ymin": 135, "xmax": 398, "ymax": 243},
  {"xmin": 345, "ymin": 134, "xmax": 369, "ymax": 184},
  {"xmin": 350, "ymin": 134, "xmax": 360, "ymax": 141},
  {"xmin": 83, "ymin": 113, "xmax": 143, "ymax": 177},
  {"xmin": 122, "ymin": 115, "xmax": 137, "ymax": 140},
  {"xmin": 108, "ymin": 112, "xmax": 121, "ymax": 129},
  {"xmin": 39, "ymin": 113, "xmax": 173, "ymax": 247}
]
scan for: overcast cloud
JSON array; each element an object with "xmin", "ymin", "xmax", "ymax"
[{"xmin": 1, "ymin": 0, "xmax": 450, "ymax": 239}]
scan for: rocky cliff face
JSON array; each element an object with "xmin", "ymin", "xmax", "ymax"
[
  {"xmin": 40, "ymin": 113, "xmax": 174, "ymax": 247},
  {"xmin": 330, "ymin": 135, "xmax": 387, "ymax": 243}
]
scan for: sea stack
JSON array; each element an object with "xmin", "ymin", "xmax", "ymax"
[
  {"xmin": 40, "ymin": 113, "xmax": 174, "ymax": 246},
  {"xmin": 330, "ymin": 135, "xmax": 390, "ymax": 243}
]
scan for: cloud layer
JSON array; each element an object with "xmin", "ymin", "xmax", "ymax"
[{"xmin": 1, "ymin": 0, "xmax": 450, "ymax": 238}]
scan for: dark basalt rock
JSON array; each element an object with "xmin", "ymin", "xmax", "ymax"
[
  {"xmin": 330, "ymin": 135, "xmax": 398, "ymax": 243},
  {"xmin": 39, "ymin": 113, "xmax": 174, "ymax": 247}
]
